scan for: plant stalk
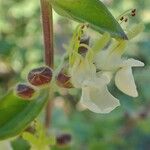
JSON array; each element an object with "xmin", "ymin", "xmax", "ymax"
[{"xmin": 40, "ymin": 0, "xmax": 54, "ymax": 128}]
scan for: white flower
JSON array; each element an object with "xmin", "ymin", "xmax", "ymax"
[
  {"xmin": 69, "ymin": 23, "xmax": 144, "ymax": 114},
  {"xmin": 94, "ymin": 40, "xmax": 144, "ymax": 97},
  {"xmin": 80, "ymin": 77, "xmax": 120, "ymax": 113},
  {"xmin": 70, "ymin": 57, "xmax": 120, "ymax": 113},
  {"xmin": 115, "ymin": 59, "xmax": 144, "ymax": 97}
]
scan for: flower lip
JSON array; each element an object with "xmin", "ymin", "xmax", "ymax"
[
  {"xmin": 80, "ymin": 77, "xmax": 120, "ymax": 114},
  {"xmin": 115, "ymin": 59, "xmax": 144, "ymax": 97}
]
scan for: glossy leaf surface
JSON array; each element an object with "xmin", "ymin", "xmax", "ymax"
[
  {"xmin": 0, "ymin": 89, "xmax": 49, "ymax": 140},
  {"xmin": 50, "ymin": 0, "xmax": 127, "ymax": 39}
]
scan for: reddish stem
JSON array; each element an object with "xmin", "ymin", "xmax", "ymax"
[{"xmin": 40, "ymin": 0, "xmax": 54, "ymax": 128}]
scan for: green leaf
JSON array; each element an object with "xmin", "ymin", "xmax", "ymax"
[
  {"xmin": 50, "ymin": 0, "xmax": 127, "ymax": 39},
  {"xmin": 0, "ymin": 89, "xmax": 49, "ymax": 140}
]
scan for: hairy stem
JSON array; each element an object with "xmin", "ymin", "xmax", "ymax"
[{"xmin": 40, "ymin": 0, "xmax": 54, "ymax": 128}]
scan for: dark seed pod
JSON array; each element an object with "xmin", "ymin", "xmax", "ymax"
[
  {"xmin": 78, "ymin": 36, "xmax": 90, "ymax": 54},
  {"xmin": 16, "ymin": 83, "xmax": 35, "ymax": 99},
  {"xmin": 28, "ymin": 66, "xmax": 52, "ymax": 87},
  {"xmin": 56, "ymin": 72, "xmax": 73, "ymax": 88},
  {"xmin": 56, "ymin": 133, "xmax": 72, "ymax": 146}
]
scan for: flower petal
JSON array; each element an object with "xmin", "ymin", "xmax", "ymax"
[
  {"xmin": 115, "ymin": 67, "xmax": 138, "ymax": 97},
  {"xmin": 97, "ymin": 71, "xmax": 112, "ymax": 83},
  {"xmin": 80, "ymin": 77, "xmax": 120, "ymax": 113},
  {"xmin": 94, "ymin": 48, "xmax": 122, "ymax": 71},
  {"xmin": 70, "ymin": 58, "xmax": 96, "ymax": 88},
  {"xmin": 121, "ymin": 58, "xmax": 144, "ymax": 68}
]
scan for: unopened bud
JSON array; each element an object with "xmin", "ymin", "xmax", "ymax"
[
  {"xmin": 56, "ymin": 133, "xmax": 72, "ymax": 146},
  {"xmin": 16, "ymin": 83, "xmax": 35, "ymax": 99},
  {"xmin": 28, "ymin": 66, "xmax": 52, "ymax": 87},
  {"xmin": 56, "ymin": 72, "xmax": 73, "ymax": 88}
]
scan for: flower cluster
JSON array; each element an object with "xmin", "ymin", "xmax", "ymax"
[
  {"xmin": 15, "ymin": 10, "xmax": 145, "ymax": 114},
  {"xmin": 68, "ymin": 23, "xmax": 144, "ymax": 113}
]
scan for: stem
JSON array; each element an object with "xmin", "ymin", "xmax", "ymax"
[{"xmin": 40, "ymin": 0, "xmax": 54, "ymax": 128}]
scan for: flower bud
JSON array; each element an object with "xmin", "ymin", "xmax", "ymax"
[
  {"xmin": 56, "ymin": 72, "xmax": 73, "ymax": 88},
  {"xmin": 56, "ymin": 133, "xmax": 72, "ymax": 146},
  {"xmin": 16, "ymin": 83, "xmax": 35, "ymax": 99},
  {"xmin": 28, "ymin": 66, "xmax": 52, "ymax": 87}
]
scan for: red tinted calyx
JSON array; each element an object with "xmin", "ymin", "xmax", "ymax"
[
  {"xmin": 16, "ymin": 84, "xmax": 35, "ymax": 99},
  {"xmin": 56, "ymin": 72, "xmax": 73, "ymax": 88},
  {"xmin": 28, "ymin": 66, "xmax": 52, "ymax": 86}
]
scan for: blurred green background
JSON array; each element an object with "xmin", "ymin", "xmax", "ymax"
[{"xmin": 0, "ymin": 0, "xmax": 150, "ymax": 149}]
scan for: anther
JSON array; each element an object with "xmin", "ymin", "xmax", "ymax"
[
  {"xmin": 120, "ymin": 16, "xmax": 124, "ymax": 21},
  {"xmin": 132, "ymin": 9, "xmax": 136, "ymax": 13},
  {"xmin": 131, "ymin": 13, "xmax": 136, "ymax": 17},
  {"xmin": 124, "ymin": 18, "xmax": 128, "ymax": 22}
]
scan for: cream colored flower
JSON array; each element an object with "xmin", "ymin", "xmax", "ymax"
[
  {"xmin": 94, "ymin": 41, "xmax": 144, "ymax": 97},
  {"xmin": 69, "ymin": 23, "xmax": 144, "ymax": 114},
  {"xmin": 70, "ymin": 57, "xmax": 120, "ymax": 113}
]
